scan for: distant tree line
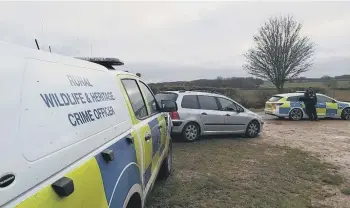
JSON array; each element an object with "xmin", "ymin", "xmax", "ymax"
[{"xmin": 149, "ymin": 77, "xmax": 264, "ymax": 90}]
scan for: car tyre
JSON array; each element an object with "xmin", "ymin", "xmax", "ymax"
[
  {"xmin": 341, "ymin": 108, "xmax": 350, "ymax": 120},
  {"xmin": 245, "ymin": 120, "xmax": 260, "ymax": 138},
  {"xmin": 158, "ymin": 140, "xmax": 172, "ymax": 180},
  {"xmin": 289, "ymin": 108, "xmax": 303, "ymax": 121},
  {"xmin": 182, "ymin": 122, "xmax": 200, "ymax": 142}
]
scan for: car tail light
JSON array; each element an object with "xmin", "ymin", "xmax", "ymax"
[{"xmin": 169, "ymin": 111, "xmax": 180, "ymax": 120}]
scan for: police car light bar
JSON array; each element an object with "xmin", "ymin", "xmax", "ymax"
[{"xmin": 75, "ymin": 57, "xmax": 124, "ymax": 70}]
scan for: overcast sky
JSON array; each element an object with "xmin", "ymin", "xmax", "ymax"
[{"xmin": 1, "ymin": 1, "xmax": 350, "ymax": 83}]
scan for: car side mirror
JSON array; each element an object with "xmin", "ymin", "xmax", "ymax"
[
  {"xmin": 332, "ymin": 100, "xmax": 337, "ymax": 103},
  {"xmin": 160, "ymin": 100, "xmax": 178, "ymax": 112}
]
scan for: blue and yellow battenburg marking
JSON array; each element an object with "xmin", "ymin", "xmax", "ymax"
[
  {"xmin": 16, "ymin": 116, "xmax": 167, "ymax": 208},
  {"xmin": 277, "ymin": 98, "xmax": 349, "ymax": 117}
]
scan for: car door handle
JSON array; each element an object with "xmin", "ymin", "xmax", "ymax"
[
  {"xmin": 145, "ymin": 133, "xmax": 152, "ymax": 141},
  {"xmin": 201, "ymin": 112, "xmax": 207, "ymax": 115},
  {"xmin": 225, "ymin": 114, "xmax": 230, "ymax": 116}
]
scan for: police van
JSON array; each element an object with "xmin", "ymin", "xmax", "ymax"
[{"xmin": 0, "ymin": 41, "xmax": 177, "ymax": 208}]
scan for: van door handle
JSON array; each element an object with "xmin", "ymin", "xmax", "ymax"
[
  {"xmin": 126, "ymin": 136, "xmax": 134, "ymax": 144},
  {"xmin": 201, "ymin": 112, "xmax": 207, "ymax": 115},
  {"xmin": 145, "ymin": 133, "xmax": 152, "ymax": 141}
]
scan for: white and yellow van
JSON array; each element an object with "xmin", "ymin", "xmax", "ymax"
[{"xmin": 0, "ymin": 41, "xmax": 177, "ymax": 208}]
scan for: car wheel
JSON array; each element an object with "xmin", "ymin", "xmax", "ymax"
[
  {"xmin": 245, "ymin": 120, "xmax": 260, "ymax": 138},
  {"xmin": 158, "ymin": 140, "xmax": 172, "ymax": 180},
  {"xmin": 182, "ymin": 122, "xmax": 199, "ymax": 142},
  {"xmin": 289, "ymin": 108, "xmax": 303, "ymax": 121},
  {"xmin": 341, "ymin": 108, "xmax": 350, "ymax": 120}
]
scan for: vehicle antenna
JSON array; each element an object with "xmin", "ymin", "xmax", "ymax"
[{"xmin": 35, "ymin": 39, "xmax": 40, "ymax": 50}]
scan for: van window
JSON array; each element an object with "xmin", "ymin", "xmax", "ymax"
[
  {"xmin": 268, "ymin": 96, "xmax": 283, "ymax": 102},
  {"xmin": 139, "ymin": 81, "xmax": 158, "ymax": 115},
  {"xmin": 121, "ymin": 79, "xmax": 148, "ymax": 119},
  {"xmin": 181, "ymin": 95, "xmax": 199, "ymax": 109},
  {"xmin": 198, "ymin": 95, "xmax": 219, "ymax": 110}
]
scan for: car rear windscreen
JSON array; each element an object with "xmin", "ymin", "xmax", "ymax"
[
  {"xmin": 268, "ymin": 96, "xmax": 283, "ymax": 102},
  {"xmin": 155, "ymin": 93, "xmax": 178, "ymax": 102}
]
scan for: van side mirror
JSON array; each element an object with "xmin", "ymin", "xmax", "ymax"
[{"xmin": 160, "ymin": 100, "xmax": 178, "ymax": 112}]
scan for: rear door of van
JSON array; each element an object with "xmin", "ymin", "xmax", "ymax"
[{"xmin": 118, "ymin": 75, "xmax": 168, "ymax": 196}]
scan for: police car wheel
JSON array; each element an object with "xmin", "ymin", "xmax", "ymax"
[
  {"xmin": 341, "ymin": 108, "xmax": 350, "ymax": 120},
  {"xmin": 158, "ymin": 141, "xmax": 172, "ymax": 180},
  {"xmin": 182, "ymin": 123, "xmax": 199, "ymax": 142},
  {"xmin": 289, "ymin": 108, "xmax": 303, "ymax": 121},
  {"xmin": 245, "ymin": 120, "xmax": 260, "ymax": 138}
]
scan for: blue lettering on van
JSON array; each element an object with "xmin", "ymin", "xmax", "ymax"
[
  {"xmin": 68, "ymin": 106, "xmax": 115, "ymax": 127},
  {"xmin": 95, "ymin": 135, "xmax": 141, "ymax": 207},
  {"xmin": 40, "ymin": 92, "xmax": 115, "ymax": 108},
  {"xmin": 67, "ymin": 75, "xmax": 93, "ymax": 87}
]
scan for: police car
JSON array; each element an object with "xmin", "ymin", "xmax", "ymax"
[
  {"xmin": 0, "ymin": 41, "xmax": 177, "ymax": 208},
  {"xmin": 264, "ymin": 91, "xmax": 350, "ymax": 120}
]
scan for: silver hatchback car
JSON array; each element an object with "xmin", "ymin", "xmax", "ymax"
[{"xmin": 155, "ymin": 90, "xmax": 264, "ymax": 141}]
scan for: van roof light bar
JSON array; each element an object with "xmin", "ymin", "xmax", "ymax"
[{"xmin": 75, "ymin": 57, "xmax": 124, "ymax": 70}]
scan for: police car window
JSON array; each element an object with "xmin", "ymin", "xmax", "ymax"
[
  {"xmin": 218, "ymin": 97, "xmax": 238, "ymax": 111},
  {"xmin": 139, "ymin": 81, "xmax": 158, "ymax": 115},
  {"xmin": 181, "ymin": 95, "xmax": 199, "ymax": 109},
  {"xmin": 317, "ymin": 95, "xmax": 333, "ymax": 103},
  {"xmin": 198, "ymin": 95, "xmax": 219, "ymax": 110},
  {"xmin": 121, "ymin": 79, "xmax": 148, "ymax": 119},
  {"xmin": 269, "ymin": 96, "xmax": 283, "ymax": 102},
  {"xmin": 287, "ymin": 96, "xmax": 300, "ymax": 102}
]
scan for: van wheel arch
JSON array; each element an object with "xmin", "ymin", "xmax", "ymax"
[
  {"xmin": 126, "ymin": 192, "xmax": 142, "ymax": 208},
  {"xmin": 123, "ymin": 184, "xmax": 143, "ymax": 208}
]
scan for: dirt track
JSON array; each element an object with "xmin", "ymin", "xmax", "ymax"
[{"xmin": 259, "ymin": 117, "xmax": 350, "ymax": 207}]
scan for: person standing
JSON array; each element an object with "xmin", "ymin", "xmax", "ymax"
[
  {"xmin": 302, "ymin": 88, "xmax": 313, "ymax": 120},
  {"xmin": 309, "ymin": 87, "xmax": 318, "ymax": 121}
]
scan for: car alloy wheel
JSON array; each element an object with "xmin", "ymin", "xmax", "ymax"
[
  {"xmin": 289, "ymin": 108, "xmax": 303, "ymax": 120},
  {"xmin": 342, "ymin": 108, "xmax": 350, "ymax": 120},
  {"xmin": 246, "ymin": 121, "xmax": 259, "ymax": 138},
  {"xmin": 184, "ymin": 123, "xmax": 198, "ymax": 141}
]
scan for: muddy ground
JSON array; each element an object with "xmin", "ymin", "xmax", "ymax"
[{"xmin": 259, "ymin": 117, "xmax": 350, "ymax": 207}]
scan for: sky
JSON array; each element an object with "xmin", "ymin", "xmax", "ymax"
[{"xmin": 0, "ymin": 1, "xmax": 350, "ymax": 83}]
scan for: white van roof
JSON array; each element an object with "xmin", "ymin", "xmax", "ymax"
[{"xmin": 0, "ymin": 41, "xmax": 132, "ymax": 207}]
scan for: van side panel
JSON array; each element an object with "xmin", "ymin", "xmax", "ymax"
[
  {"xmin": 1, "ymin": 57, "xmax": 132, "ymax": 206},
  {"xmin": 16, "ymin": 158, "xmax": 108, "ymax": 208}
]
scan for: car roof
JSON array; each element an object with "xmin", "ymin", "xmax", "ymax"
[
  {"xmin": 162, "ymin": 90, "xmax": 226, "ymax": 97},
  {"xmin": 275, "ymin": 92, "xmax": 304, "ymax": 97}
]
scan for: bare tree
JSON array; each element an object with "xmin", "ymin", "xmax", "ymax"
[{"xmin": 243, "ymin": 16, "xmax": 315, "ymax": 92}]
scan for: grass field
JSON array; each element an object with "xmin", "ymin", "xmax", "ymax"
[{"xmin": 146, "ymin": 138, "xmax": 344, "ymax": 208}]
